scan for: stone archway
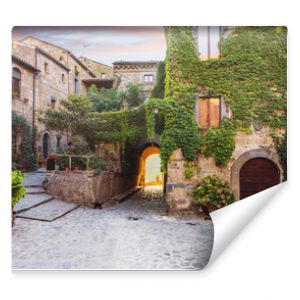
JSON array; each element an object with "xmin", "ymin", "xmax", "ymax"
[
  {"xmin": 137, "ymin": 145, "xmax": 163, "ymax": 187},
  {"xmin": 231, "ymin": 148, "xmax": 282, "ymax": 200}
]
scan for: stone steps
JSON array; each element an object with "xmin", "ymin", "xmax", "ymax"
[
  {"xmin": 16, "ymin": 200, "xmax": 79, "ymax": 222},
  {"xmin": 26, "ymin": 186, "xmax": 46, "ymax": 194},
  {"xmin": 14, "ymin": 193, "xmax": 54, "ymax": 213}
]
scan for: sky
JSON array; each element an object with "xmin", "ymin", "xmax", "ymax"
[
  {"xmin": 12, "ymin": 26, "xmax": 167, "ymax": 66},
  {"xmin": 12, "ymin": 26, "xmax": 220, "ymax": 66}
]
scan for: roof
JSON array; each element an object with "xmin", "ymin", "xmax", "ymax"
[
  {"xmin": 12, "ymin": 55, "xmax": 40, "ymax": 73},
  {"xmin": 113, "ymin": 60, "xmax": 159, "ymax": 65},
  {"xmin": 35, "ymin": 47, "xmax": 70, "ymax": 71},
  {"xmin": 82, "ymin": 78, "xmax": 114, "ymax": 82},
  {"xmin": 79, "ymin": 56, "xmax": 113, "ymax": 70},
  {"xmin": 21, "ymin": 36, "xmax": 96, "ymax": 77}
]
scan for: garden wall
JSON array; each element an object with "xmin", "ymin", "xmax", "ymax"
[{"xmin": 44, "ymin": 170, "xmax": 137, "ymax": 208}]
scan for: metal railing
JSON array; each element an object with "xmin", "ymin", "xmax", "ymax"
[{"xmin": 54, "ymin": 154, "xmax": 91, "ymax": 171}]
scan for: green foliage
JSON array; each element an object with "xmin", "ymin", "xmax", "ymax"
[
  {"xmin": 83, "ymin": 106, "xmax": 147, "ymax": 151},
  {"xmin": 151, "ymin": 61, "xmax": 165, "ymax": 99},
  {"xmin": 202, "ymin": 119, "xmax": 236, "ymax": 166},
  {"xmin": 38, "ymin": 95, "xmax": 91, "ymax": 142},
  {"xmin": 196, "ymin": 26, "xmax": 287, "ymax": 129},
  {"xmin": 184, "ymin": 162, "xmax": 194, "ymax": 179},
  {"xmin": 12, "ymin": 111, "xmax": 37, "ymax": 171},
  {"xmin": 193, "ymin": 175, "xmax": 235, "ymax": 208},
  {"xmin": 12, "ymin": 170, "xmax": 26, "ymax": 208},
  {"xmin": 164, "ymin": 26, "xmax": 199, "ymax": 101},
  {"xmin": 274, "ymin": 132, "xmax": 287, "ymax": 181},
  {"xmin": 56, "ymin": 142, "xmax": 111, "ymax": 174},
  {"xmin": 159, "ymin": 99, "xmax": 201, "ymax": 171},
  {"xmin": 88, "ymin": 83, "xmax": 144, "ymax": 113},
  {"xmin": 88, "ymin": 85, "xmax": 122, "ymax": 112}
]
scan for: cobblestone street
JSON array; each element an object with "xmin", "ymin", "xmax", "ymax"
[{"xmin": 12, "ymin": 178, "xmax": 214, "ymax": 270}]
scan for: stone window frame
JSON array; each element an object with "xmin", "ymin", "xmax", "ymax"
[
  {"xmin": 50, "ymin": 96, "xmax": 57, "ymax": 109},
  {"xmin": 12, "ymin": 67, "xmax": 21, "ymax": 98},
  {"xmin": 231, "ymin": 148, "xmax": 283, "ymax": 200},
  {"xmin": 144, "ymin": 74, "xmax": 154, "ymax": 84},
  {"xmin": 44, "ymin": 62, "xmax": 49, "ymax": 73}
]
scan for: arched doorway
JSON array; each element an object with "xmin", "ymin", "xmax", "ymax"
[
  {"xmin": 240, "ymin": 158, "xmax": 280, "ymax": 199},
  {"xmin": 137, "ymin": 145, "xmax": 163, "ymax": 187},
  {"xmin": 231, "ymin": 149, "xmax": 282, "ymax": 200},
  {"xmin": 42, "ymin": 133, "xmax": 50, "ymax": 159}
]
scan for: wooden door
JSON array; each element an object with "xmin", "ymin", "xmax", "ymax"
[{"xmin": 240, "ymin": 158, "xmax": 280, "ymax": 199}]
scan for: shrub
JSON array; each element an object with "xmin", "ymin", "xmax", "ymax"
[
  {"xmin": 193, "ymin": 175, "xmax": 235, "ymax": 208},
  {"xmin": 12, "ymin": 170, "xmax": 26, "ymax": 208}
]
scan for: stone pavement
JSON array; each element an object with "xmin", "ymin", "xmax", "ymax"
[{"xmin": 12, "ymin": 181, "xmax": 214, "ymax": 270}]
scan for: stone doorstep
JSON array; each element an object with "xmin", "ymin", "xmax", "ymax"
[
  {"xmin": 111, "ymin": 187, "xmax": 141, "ymax": 203},
  {"xmin": 26, "ymin": 187, "xmax": 46, "ymax": 194}
]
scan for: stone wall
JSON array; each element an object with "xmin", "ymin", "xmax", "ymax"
[
  {"xmin": 113, "ymin": 62, "xmax": 158, "ymax": 99},
  {"xmin": 12, "ymin": 61, "xmax": 34, "ymax": 125},
  {"xmin": 166, "ymin": 126, "xmax": 283, "ymax": 213},
  {"xmin": 44, "ymin": 170, "xmax": 136, "ymax": 208}
]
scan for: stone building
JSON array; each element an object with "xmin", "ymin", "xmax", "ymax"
[
  {"xmin": 113, "ymin": 61, "xmax": 158, "ymax": 100},
  {"xmin": 164, "ymin": 27, "xmax": 284, "ymax": 212},
  {"xmin": 12, "ymin": 36, "xmax": 107, "ymax": 162}
]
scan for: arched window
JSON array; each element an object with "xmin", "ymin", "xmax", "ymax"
[
  {"xmin": 12, "ymin": 68, "xmax": 21, "ymax": 98},
  {"xmin": 101, "ymin": 72, "xmax": 106, "ymax": 79},
  {"xmin": 44, "ymin": 62, "xmax": 49, "ymax": 73},
  {"xmin": 61, "ymin": 74, "xmax": 65, "ymax": 83}
]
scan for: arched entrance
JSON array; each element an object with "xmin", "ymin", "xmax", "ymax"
[
  {"xmin": 240, "ymin": 158, "xmax": 280, "ymax": 199},
  {"xmin": 231, "ymin": 149, "xmax": 282, "ymax": 200},
  {"xmin": 137, "ymin": 145, "xmax": 163, "ymax": 187},
  {"xmin": 42, "ymin": 133, "xmax": 50, "ymax": 159}
]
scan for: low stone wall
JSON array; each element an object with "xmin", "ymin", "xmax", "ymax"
[{"xmin": 44, "ymin": 171, "xmax": 136, "ymax": 208}]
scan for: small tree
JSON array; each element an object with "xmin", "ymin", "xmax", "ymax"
[
  {"xmin": 38, "ymin": 95, "xmax": 91, "ymax": 143},
  {"xmin": 88, "ymin": 83, "xmax": 144, "ymax": 113}
]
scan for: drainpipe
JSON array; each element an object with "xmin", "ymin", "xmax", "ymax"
[
  {"xmin": 207, "ymin": 26, "xmax": 211, "ymax": 60},
  {"xmin": 32, "ymin": 48, "xmax": 38, "ymax": 155}
]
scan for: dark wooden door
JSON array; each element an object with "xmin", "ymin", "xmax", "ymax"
[
  {"xmin": 240, "ymin": 158, "xmax": 280, "ymax": 199},
  {"xmin": 43, "ymin": 133, "xmax": 50, "ymax": 159}
]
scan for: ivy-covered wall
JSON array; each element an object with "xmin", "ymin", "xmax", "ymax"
[
  {"xmin": 12, "ymin": 111, "xmax": 37, "ymax": 171},
  {"xmin": 146, "ymin": 26, "xmax": 287, "ymax": 174}
]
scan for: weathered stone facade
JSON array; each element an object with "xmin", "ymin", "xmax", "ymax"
[
  {"xmin": 12, "ymin": 36, "xmax": 109, "ymax": 160},
  {"xmin": 79, "ymin": 56, "xmax": 113, "ymax": 79},
  {"xmin": 113, "ymin": 61, "xmax": 158, "ymax": 99},
  {"xmin": 166, "ymin": 126, "xmax": 283, "ymax": 213}
]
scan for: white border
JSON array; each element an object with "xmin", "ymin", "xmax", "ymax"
[{"xmin": 1, "ymin": 1, "xmax": 299, "ymax": 299}]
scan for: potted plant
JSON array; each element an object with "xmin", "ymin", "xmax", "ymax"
[
  {"xmin": 12, "ymin": 170, "xmax": 26, "ymax": 226},
  {"xmin": 193, "ymin": 175, "xmax": 235, "ymax": 214}
]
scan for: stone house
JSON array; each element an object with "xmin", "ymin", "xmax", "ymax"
[
  {"xmin": 113, "ymin": 61, "xmax": 158, "ymax": 100},
  {"xmin": 164, "ymin": 27, "xmax": 284, "ymax": 212},
  {"xmin": 12, "ymin": 36, "xmax": 107, "ymax": 162}
]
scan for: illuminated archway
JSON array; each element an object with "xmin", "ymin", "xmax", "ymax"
[{"xmin": 137, "ymin": 146, "xmax": 163, "ymax": 187}]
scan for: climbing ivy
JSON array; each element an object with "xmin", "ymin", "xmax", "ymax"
[
  {"xmin": 150, "ymin": 61, "xmax": 165, "ymax": 99},
  {"xmin": 146, "ymin": 26, "xmax": 287, "ymax": 171},
  {"xmin": 202, "ymin": 119, "xmax": 237, "ymax": 166},
  {"xmin": 12, "ymin": 111, "xmax": 37, "ymax": 171}
]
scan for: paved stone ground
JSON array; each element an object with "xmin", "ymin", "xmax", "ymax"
[{"xmin": 12, "ymin": 179, "xmax": 214, "ymax": 270}]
